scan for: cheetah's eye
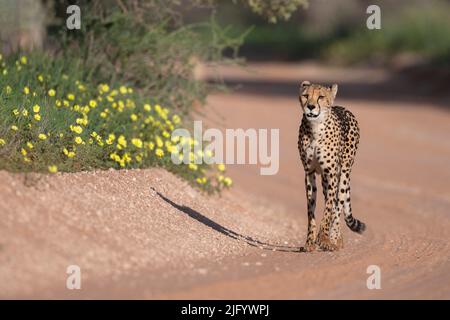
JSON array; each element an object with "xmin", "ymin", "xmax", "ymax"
[
  {"xmin": 318, "ymin": 95, "xmax": 325, "ymax": 99},
  {"xmin": 302, "ymin": 94, "xmax": 309, "ymax": 99}
]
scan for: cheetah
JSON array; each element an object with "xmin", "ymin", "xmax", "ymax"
[{"xmin": 297, "ymin": 81, "xmax": 365, "ymax": 252}]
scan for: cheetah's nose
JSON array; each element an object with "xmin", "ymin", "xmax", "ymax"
[{"xmin": 307, "ymin": 105, "xmax": 315, "ymax": 111}]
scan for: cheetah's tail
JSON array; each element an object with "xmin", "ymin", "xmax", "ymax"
[{"xmin": 345, "ymin": 215, "xmax": 366, "ymax": 234}]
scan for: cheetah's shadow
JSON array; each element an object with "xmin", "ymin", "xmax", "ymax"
[{"xmin": 154, "ymin": 189, "xmax": 299, "ymax": 253}]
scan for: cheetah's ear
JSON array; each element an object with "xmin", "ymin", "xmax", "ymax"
[
  {"xmin": 301, "ymin": 81, "xmax": 311, "ymax": 88},
  {"xmin": 330, "ymin": 84, "xmax": 338, "ymax": 98}
]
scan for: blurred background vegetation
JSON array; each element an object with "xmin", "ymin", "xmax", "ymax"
[
  {"xmin": 2, "ymin": 0, "xmax": 449, "ymax": 87},
  {"xmin": 211, "ymin": 0, "xmax": 450, "ymax": 66}
]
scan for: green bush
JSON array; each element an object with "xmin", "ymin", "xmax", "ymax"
[
  {"xmin": 53, "ymin": 0, "xmax": 246, "ymax": 116},
  {"xmin": 0, "ymin": 53, "xmax": 232, "ymax": 192},
  {"xmin": 0, "ymin": 0, "xmax": 308, "ymax": 191}
]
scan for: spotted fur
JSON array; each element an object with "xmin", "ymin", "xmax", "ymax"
[{"xmin": 298, "ymin": 81, "xmax": 365, "ymax": 252}]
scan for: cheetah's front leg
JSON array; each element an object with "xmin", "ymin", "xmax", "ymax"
[{"xmin": 300, "ymin": 172, "xmax": 317, "ymax": 252}]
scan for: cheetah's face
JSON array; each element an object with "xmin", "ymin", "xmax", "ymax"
[{"xmin": 299, "ymin": 81, "xmax": 338, "ymax": 120}]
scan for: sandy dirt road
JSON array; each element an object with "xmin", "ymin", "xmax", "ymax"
[{"xmin": 1, "ymin": 62, "xmax": 449, "ymax": 299}]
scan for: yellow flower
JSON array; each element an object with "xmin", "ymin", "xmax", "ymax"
[
  {"xmin": 217, "ymin": 163, "xmax": 226, "ymax": 172},
  {"xmin": 38, "ymin": 133, "xmax": 47, "ymax": 140},
  {"xmin": 34, "ymin": 114, "xmax": 41, "ymax": 121},
  {"xmin": 33, "ymin": 104, "xmax": 40, "ymax": 113},
  {"xmin": 156, "ymin": 136, "xmax": 163, "ymax": 148},
  {"xmin": 131, "ymin": 138, "xmax": 143, "ymax": 148},
  {"xmin": 5, "ymin": 85, "xmax": 12, "ymax": 94},
  {"xmin": 13, "ymin": 109, "xmax": 19, "ymax": 116},
  {"xmin": 144, "ymin": 116, "xmax": 154, "ymax": 124},
  {"xmin": 63, "ymin": 100, "xmax": 70, "ymax": 107},
  {"xmin": 130, "ymin": 114, "xmax": 138, "ymax": 122},
  {"xmin": 67, "ymin": 93, "xmax": 75, "ymax": 101},
  {"xmin": 119, "ymin": 86, "xmax": 128, "ymax": 94},
  {"xmin": 0, "ymin": 138, "xmax": 5, "ymax": 146},
  {"xmin": 63, "ymin": 148, "xmax": 76, "ymax": 158},
  {"xmin": 70, "ymin": 125, "xmax": 83, "ymax": 134},
  {"xmin": 196, "ymin": 150, "xmax": 204, "ymax": 159},
  {"xmin": 117, "ymin": 135, "xmax": 127, "ymax": 148},
  {"xmin": 26, "ymin": 142, "xmax": 33, "ymax": 149},
  {"xmin": 100, "ymin": 84, "xmax": 110, "ymax": 93},
  {"xmin": 188, "ymin": 163, "xmax": 198, "ymax": 171},
  {"xmin": 37, "ymin": 74, "xmax": 44, "ymax": 82},
  {"xmin": 155, "ymin": 148, "xmax": 164, "ymax": 158},
  {"xmin": 196, "ymin": 177, "xmax": 207, "ymax": 184},
  {"xmin": 106, "ymin": 133, "xmax": 116, "ymax": 145},
  {"xmin": 23, "ymin": 86, "xmax": 30, "ymax": 95},
  {"xmin": 48, "ymin": 165, "xmax": 58, "ymax": 173},
  {"xmin": 166, "ymin": 144, "xmax": 177, "ymax": 153},
  {"xmin": 11, "ymin": 125, "xmax": 18, "ymax": 131},
  {"xmin": 76, "ymin": 117, "xmax": 88, "ymax": 126},
  {"xmin": 55, "ymin": 99, "xmax": 62, "ymax": 107},
  {"xmin": 110, "ymin": 153, "xmax": 120, "ymax": 162},
  {"xmin": 89, "ymin": 100, "xmax": 97, "ymax": 108},
  {"xmin": 74, "ymin": 136, "xmax": 83, "ymax": 144},
  {"xmin": 223, "ymin": 177, "xmax": 233, "ymax": 187},
  {"xmin": 78, "ymin": 84, "xmax": 86, "ymax": 92},
  {"xmin": 100, "ymin": 112, "xmax": 107, "ymax": 118},
  {"xmin": 144, "ymin": 104, "xmax": 151, "ymax": 112},
  {"xmin": 172, "ymin": 114, "xmax": 181, "ymax": 124},
  {"xmin": 20, "ymin": 56, "xmax": 27, "ymax": 65},
  {"xmin": 21, "ymin": 148, "xmax": 27, "ymax": 156},
  {"xmin": 22, "ymin": 109, "xmax": 29, "ymax": 116}
]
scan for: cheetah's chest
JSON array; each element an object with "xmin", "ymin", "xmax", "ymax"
[{"xmin": 305, "ymin": 121, "xmax": 327, "ymax": 173}]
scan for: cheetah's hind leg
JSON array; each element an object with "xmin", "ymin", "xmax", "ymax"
[{"xmin": 316, "ymin": 228, "xmax": 340, "ymax": 252}]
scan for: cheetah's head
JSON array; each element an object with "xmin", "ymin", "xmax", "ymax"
[{"xmin": 299, "ymin": 81, "xmax": 338, "ymax": 120}]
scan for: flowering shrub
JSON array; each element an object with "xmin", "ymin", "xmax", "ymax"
[{"xmin": 0, "ymin": 53, "xmax": 232, "ymax": 192}]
